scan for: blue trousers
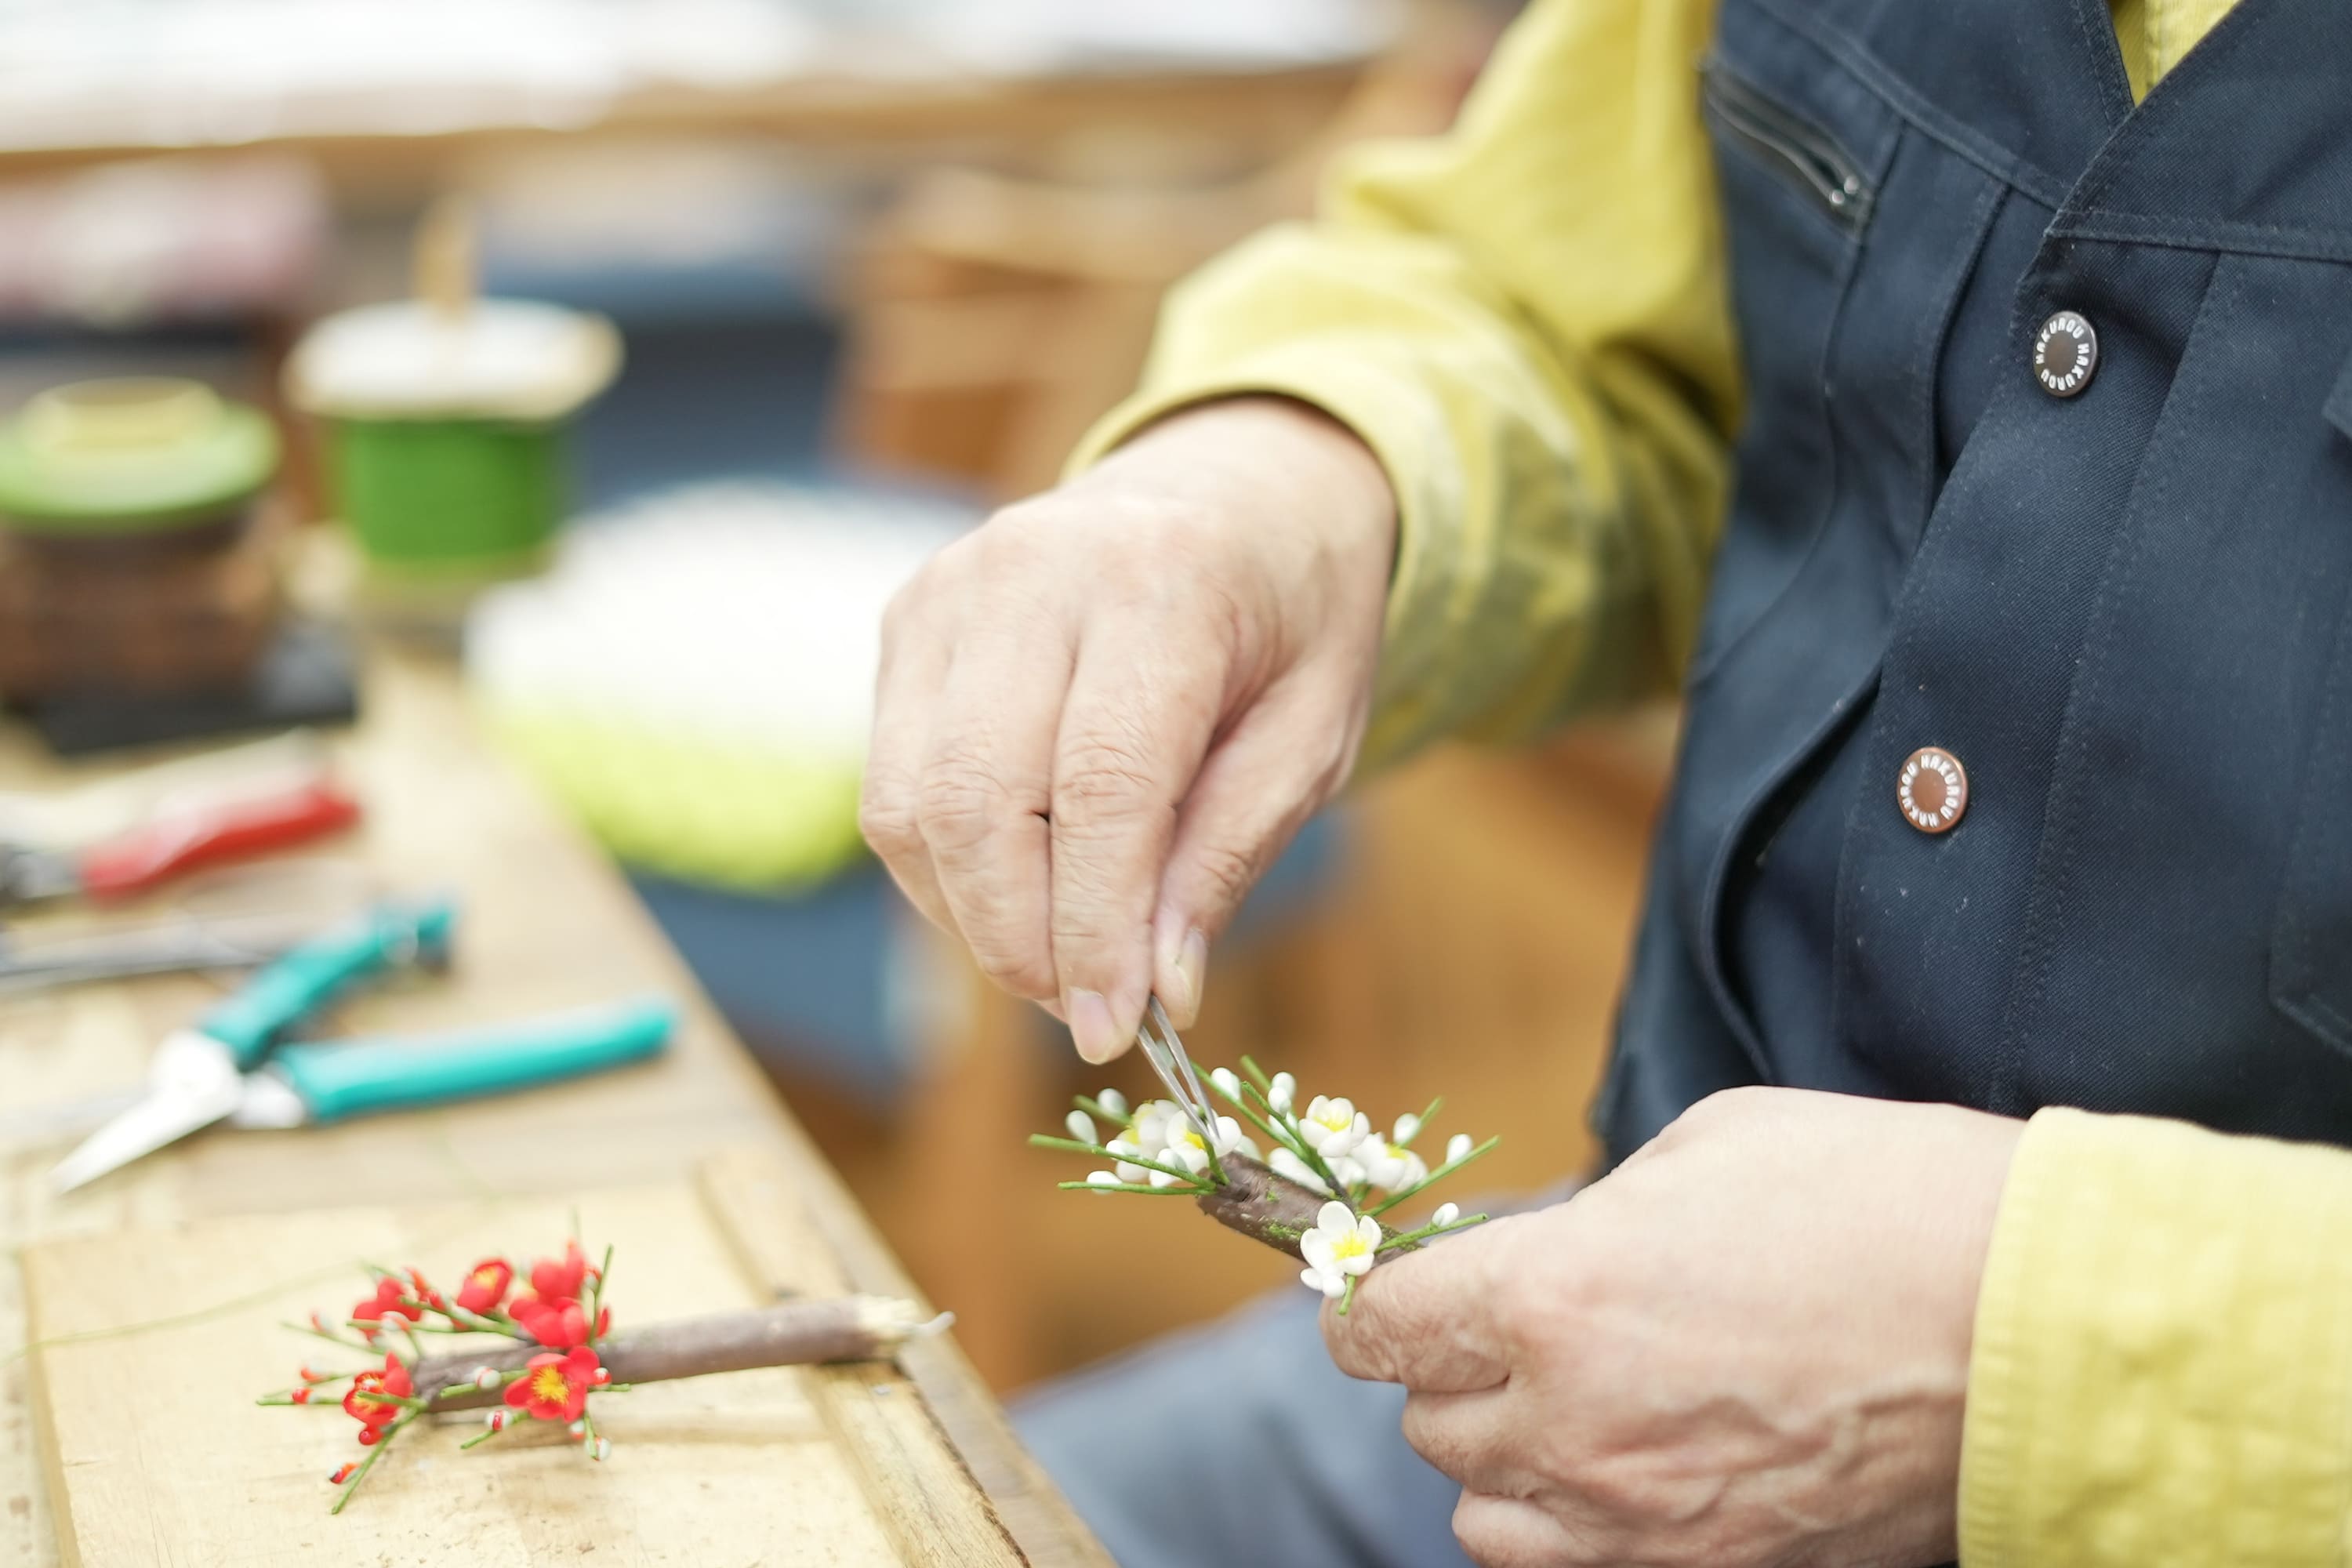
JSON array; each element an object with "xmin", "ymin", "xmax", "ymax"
[{"xmin": 1013, "ymin": 1289, "xmax": 1474, "ymax": 1568}]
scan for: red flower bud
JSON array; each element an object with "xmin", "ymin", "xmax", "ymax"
[
  {"xmin": 358, "ymin": 1428, "xmax": 380, "ymax": 1446},
  {"xmin": 591, "ymin": 1367, "xmax": 611, "ymax": 1387},
  {"xmin": 291, "ymin": 1388, "xmax": 311, "ymax": 1405},
  {"xmin": 328, "ymin": 1463, "xmax": 358, "ymax": 1485}
]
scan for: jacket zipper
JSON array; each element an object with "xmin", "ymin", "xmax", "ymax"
[{"xmin": 1700, "ymin": 60, "xmax": 1873, "ymax": 232}]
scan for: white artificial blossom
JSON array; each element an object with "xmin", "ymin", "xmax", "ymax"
[
  {"xmin": 1298, "ymin": 1201, "xmax": 1381, "ymax": 1299},
  {"xmin": 1040, "ymin": 1065, "xmax": 1492, "ymax": 1301},
  {"xmin": 1298, "ymin": 1096, "xmax": 1372, "ymax": 1160}
]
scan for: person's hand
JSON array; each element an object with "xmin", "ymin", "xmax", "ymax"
[
  {"xmin": 1324, "ymin": 1087, "xmax": 2025, "ymax": 1568},
  {"xmin": 861, "ymin": 396, "xmax": 1396, "ymax": 1062}
]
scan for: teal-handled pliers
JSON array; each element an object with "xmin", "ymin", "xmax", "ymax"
[{"xmin": 49, "ymin": 895, "xmax": 674, "ymax": 1193}]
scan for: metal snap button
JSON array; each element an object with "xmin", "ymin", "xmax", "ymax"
[
  {"xmin": 1899, "ymin": 747, "xmax": 1968, "ymax": 833},
  {"xmin": 2034, "ymin": 310, "xmax": 2098, "ymax": 397}
]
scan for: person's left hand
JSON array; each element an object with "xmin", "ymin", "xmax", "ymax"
[{"xmin": 1322, "ymin": 1087, "xmax": 2024, "ymax": 1568}]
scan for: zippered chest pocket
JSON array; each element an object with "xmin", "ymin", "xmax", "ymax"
[
  {"xmin": 1686, "ymin": 50, "xmax": 1886, "ymax": 681},
  {"xmin": 1702, "ymin": 58, "xmax": 1875, "ymax": 238}
]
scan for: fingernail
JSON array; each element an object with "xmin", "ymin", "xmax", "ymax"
[
  {"xmin": 1167, "ymin": 928, "xmax": 1209, "ymax": 1027},
  {"xmin": 1066, "ymin": 989, "xmax": 1125, "ymax": 1064}
]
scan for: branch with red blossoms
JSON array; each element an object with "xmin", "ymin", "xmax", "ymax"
[{"xmin": 261, "ymin": 1234, "xmax": 947, "ymax": 1513}]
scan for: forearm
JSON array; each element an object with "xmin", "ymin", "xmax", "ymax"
[{"xmin": 1071, "ymin": 0, "xmax": 1737, "ymax": 768}]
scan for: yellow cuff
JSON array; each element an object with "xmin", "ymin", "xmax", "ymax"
[{"xmin": 1962, "ymin": 1107, "xmax": 2352, "ymax": 1566}]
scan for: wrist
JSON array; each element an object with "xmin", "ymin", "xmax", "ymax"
[{"xmin": 1097, "ymin": 394, "xmax": 1399, "ymax": 566}]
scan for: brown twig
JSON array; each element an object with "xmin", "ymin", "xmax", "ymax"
[
  {"xmin": 1194, "ymin": 1156, "xmax": 1417, "ymax": 1258},
  {"xmin": 411, "ymin": 1296, "xmax": 938, "ymax": 1410}
]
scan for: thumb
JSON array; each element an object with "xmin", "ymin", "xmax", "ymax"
[{"xmin": 1149, "ymin": 671, "xmax": 1365, "ymax": 1026}]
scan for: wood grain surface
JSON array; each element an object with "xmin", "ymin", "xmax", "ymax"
[{"xmin": 0, "ymin": 646, "xmax": 1109, "ymax": 1567}]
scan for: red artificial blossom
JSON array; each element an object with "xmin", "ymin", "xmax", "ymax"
[
  {"xmin": 341, "ymin": 1356, "xmax": 412, "ymax": 1443},
  {"xmin": 504, "ymin": 1346, "xmax": 601, "ymax": 1424},
  {"xmin": 265, "ymin": 1234, "xmax": 622, "ymax": 1514},
  {"xmin": 351, "ymin": 1277, "xmax": 420, "ymax": 1326},
  {"xmin": 528, "ymin": 1240, "xmax": 591, "ymax": 1302},
  {"xmin": 454, "ymin": 1258, "xmax": 514, "ymax": 1316},
  {"xmin": 510, "ymin": 1293, "xmax": 611, "ymax": 1349}
]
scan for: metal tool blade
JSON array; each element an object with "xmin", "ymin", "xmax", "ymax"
[
  {"xmin": 1138, "ymin": 997, "xmax": 1219, "ymax": 1147},
  {"xmin": 49, "ymin": 1029, "xmax": 244, "ymax": 1193}
]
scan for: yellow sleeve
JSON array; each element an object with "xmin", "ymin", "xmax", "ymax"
[
  {"xmin": 1962, "ymin": 1107, "xmax": 2352, "ymax": 1566},
  {"xmin": 1068, "ymin": 0, "xmax": 1738, "ymax": 765}
]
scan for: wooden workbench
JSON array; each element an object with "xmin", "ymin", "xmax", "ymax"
[{"xmin": 0, "ymin": 646, "xmax": 1109, "ymax": 1567}]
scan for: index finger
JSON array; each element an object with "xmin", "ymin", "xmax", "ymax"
[{"xmin": 1321, "ymin": 1220, "xmax": 1514, "ymax": 1392}]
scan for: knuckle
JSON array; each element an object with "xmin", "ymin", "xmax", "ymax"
[
  {"xmin": 1054, "ymin": 736, "xmax": 1167, "ymax": 823},
  {"xmin": 916, "ymin": 756, "xmax": 1014, "ymax": 848},
  {"xmin": 857, "ymin": 782, "xmax": 921, "ymax": 857},
  {"xmin": 1183, "ymin": 837, "xmax": 1265, "ymax": 914},
  {"xmin": 967, "ymin": 939, "xmax": 1056, "ymax": 1000}
]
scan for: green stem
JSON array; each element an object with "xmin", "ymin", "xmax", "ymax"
[
  {"xmin": 1375, "ymin": 1213, "xmax": 1489, "ymax": 1253},
  {"xmin": 286, "ymin": 1319, "xmax": 376, "ymax": 1352},
  {"xmin": 459, "ymin": 1421, "xmax": 508, "ymax": 1450},
  {"xmin": 1236, "ymin": 1056, "xmax": 1276, "ymax": 1094},
  {"xmin": 1057, "ymin": 1180, "xmax": 1200, "ymax": 1196},
  {"xmin": 1399, "ymin": 1097, "xmax": 1443, "ymax": 1145},
  {"xmin": 1363, "ymin": 1137, "xmax": 1500, "ymax": 1218},
  {"xmin": 1071, "ymin": 1095, "xmax": 1126, "ymax": 1127},
  {"xmin": 587, "ymin": 1244, "xmax": 614, "ymax": 1348},
  {"xmin": 1027, "ymin": 1134, "xmax": 1213, "ymax": 1189},
  {"xmin": 1337, "ymin": 1276, "xmax": 1357, "ymax": 1318},
  {"xmin": 328, "ymin": 1411, "xmax": 416, "ymax": 1515}
]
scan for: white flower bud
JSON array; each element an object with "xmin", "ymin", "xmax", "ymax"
[
  {"xmin": 1210, "ymin": 1066, "xmax": 1241, "ymax": 1100},
  {"xmin": 590, "ymin": 1437, "xmax": 612, "ymax": 1461},
  {"xmin": 474, "ymin": 1367, "xmax": 500, "ymax": 1390},
  {"xmin": 1446, "ymin": 1133, "xmax": 1474, "ymax": 1164},
  {"xmin": 568, "ymin": 1420, "xmax": 586, "ymax": 1438},
  {"xmin": 1269, "ymin": 1073, "xmax": 1295, "ymax": 1113},
  {"xmin": 1065, "ymin": 1109, "xmax": 1099, "ymax": 1145},
  {"xmin": 1392, "ymin": 1113, "xmax": 1421, "ymax": 1145},
  {"xmin": 1432, "ymin": 1202, "xmax": 1461, "ymax": 1228},
  {"xmin": 1086, "ymin": 1170, "xmax": 1122, "ymax": 1188},
  {"xmin": 1097, "ymin": 1088, "xmax": 1128, "ymax": 1119}
]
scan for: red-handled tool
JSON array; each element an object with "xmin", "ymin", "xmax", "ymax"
[{"xmin": 0, "ymin": 779, "xmax": 361, "ymax": 906}]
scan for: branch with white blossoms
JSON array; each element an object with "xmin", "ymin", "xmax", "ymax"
[{"xmin": 1029, "ymin": 1062, "xmax": 1497, "ymax": 1314}]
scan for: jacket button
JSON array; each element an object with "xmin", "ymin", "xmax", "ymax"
[
  {"xmin": 2034, "ymin": 310, "xmax": 2098, "ymax": 397},
  {"xmin": 1899, "ymin": 747, "xmax": 1968, "ymax": 833}
]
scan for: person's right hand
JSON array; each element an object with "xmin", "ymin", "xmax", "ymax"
[{"xmin": 859, "ymin": 395, "xmax": 1397, "ymax": 1063}]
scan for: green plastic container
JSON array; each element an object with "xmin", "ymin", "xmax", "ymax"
[
  {"xmin": 0, "ymin": 377, "xmax": 278, "ymax": 539},
  {"xmin": 288, "ymin": 299, "xmax": 619, "ymax": 579},
  {"xmin": 322, "ymin": 416, "xmax": 567, "ymax": 575}
]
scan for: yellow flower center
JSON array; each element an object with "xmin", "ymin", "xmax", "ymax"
[
  {"xmin": 530, "ymin": 1365, "xmax": 570, "ymax": 1403},
  {"xmin": 1308, "ymin": 1107, "xmax": 1349, "ymax": 1134},
  {"xmin": 472, "ymin": 1265, "xmax": 502, "ymax": 1287},
  {"xmin": 1169, "ymin": 1124, "xmax": 1205, "ymax": 1152},
  {"xmin": 1329, "ymin": 1229, "xmax": 1370, "ymax": 1263}
]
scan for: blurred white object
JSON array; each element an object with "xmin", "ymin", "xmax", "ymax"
[
  {"xmin": 463, "ymin": 482, "xmax": 973, "ymax": 887},
  {"xmin": 0, "ymin": 0, "xmax": 1393, "ymax": 156},
  {"xmin": 287, "ymin": 299, "xmax": 620, "ymax": 421}
]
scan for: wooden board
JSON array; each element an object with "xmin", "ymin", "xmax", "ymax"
[
  {"xmin": 0, "ymin": 647, "xmax": 1109, "ymax": 1568},
  {"xmin": 22, "ymin": 1145, "xmax": 1020, "ymax": 1567}
]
